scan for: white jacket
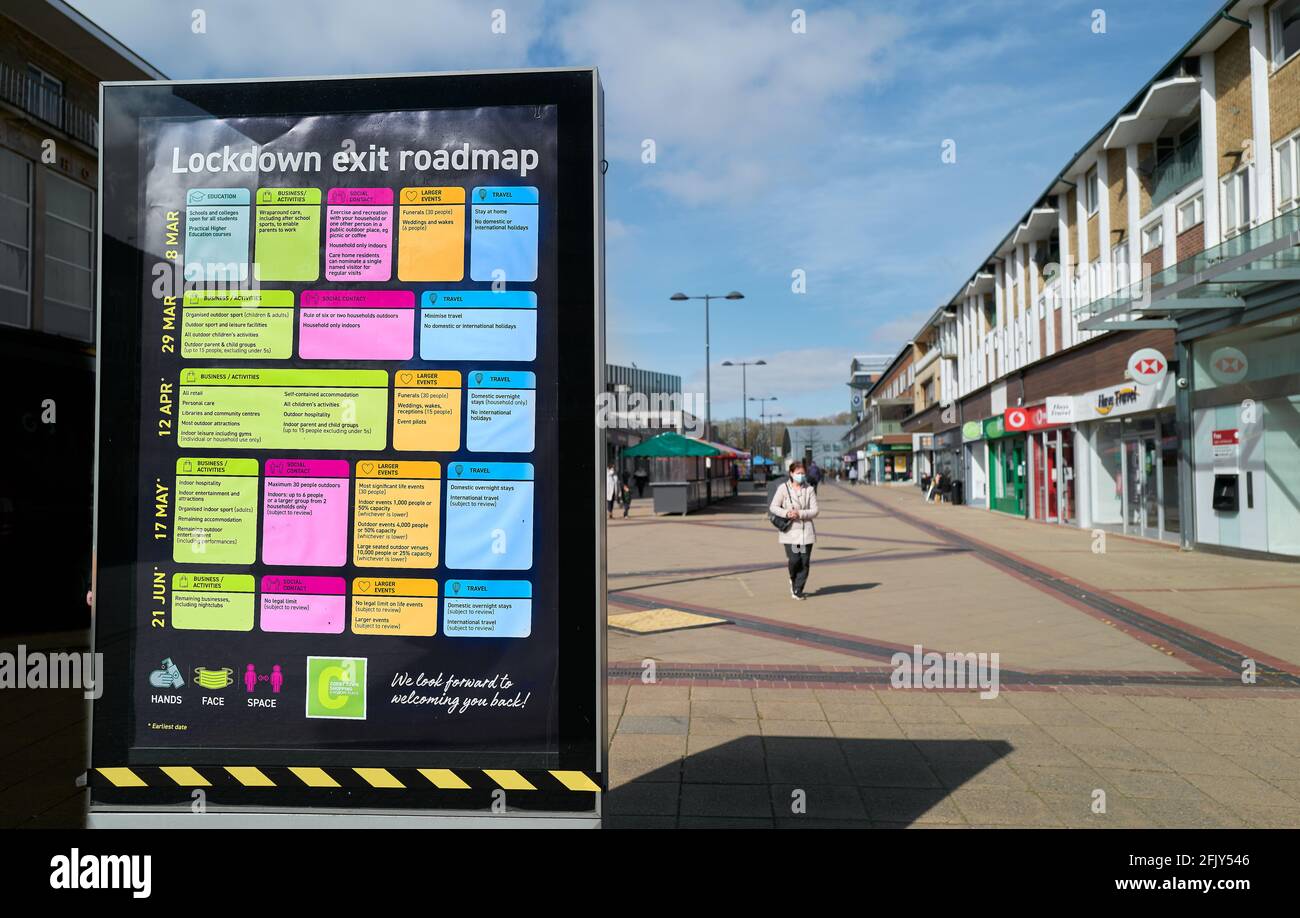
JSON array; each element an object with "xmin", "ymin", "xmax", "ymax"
[
  {"xmin": 769, "ymin": 481, "xmax": 819, "ymax": 545},
  {"xmin": 606, "ymin": 470, "xmax": 619, "ymax": 501}
]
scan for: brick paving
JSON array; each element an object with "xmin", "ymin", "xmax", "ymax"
[{"xmin": 605, "ymin": 482, "xmax": 1300, "ymax": 828}]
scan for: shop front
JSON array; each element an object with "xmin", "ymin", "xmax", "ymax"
[
  {"xmin": 869, "ymin": 439, "xmax": 913, "ymax": 483},
  {"xmin": 1187, "ymin": 311, "xmax": 1300, "ymax": 558},
  {"xmin": 1071, "ymin": 376, "xmax": 1179, "ymax": 543},
  {"xmin": 961, "ymin": 419, "xmax": 988, "ymax": 508},
  {"xmin": 984, "ymin": 415, "xmax": 1027, "ymax": 517},
  {"xmin": 913, "ymin": 433, "xmax": 934, "ymax": 490},
  {"xmin": 932, "ymin": 427, "xmax": 964, "ymax": 503},
  {"xmin": 1004, "ymin": 402, "xmax": 1075, "ymax": 525}
]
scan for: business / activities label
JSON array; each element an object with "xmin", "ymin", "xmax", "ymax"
[
  {"xmin": 178, "ymin": 368, "xmax": 388, "ymax": 450},
  {"xmin": 443, "ymin": 579, "xmax": 532, "ymax": 638},
  {"xmin": 172, "ymin": 572, "xmax": 255, "ymax": 632},
  {"xmin": 305, "ymin": 655, "xmax": 367, "ymax": 720},
  {"xmin": 184, "ymin": 188, "xmax": 249, "ymax": 283},
  {"xmin": 180, "ymin": 290, "xmax": 294, "ymax": 360},
  {"xmin": 466, "ymin": 370, "xmax": 536, "ymax": 452},
  {"xmin": 174, "ymin": 457, "xmax": 259, "ymax": 564},
  {"xmin": 419, "ymin": 290, "xmax": 536, "ymax": 362},
  {"xmin": 444, "ymin": 462, "xmax": 534, "ymax": 570},
  {"xmin": 351, "ymin": 577, "xmax": 438, "ymax": 637},
  {"xmin": 254, "ymin": 187, "xmax": 321, "ymax": 281}
]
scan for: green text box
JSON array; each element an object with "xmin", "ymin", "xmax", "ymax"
[
  {"xmin": 181, "ymin": 303, "xmax": 293, "ymax": 359},
  {"xmin": 254, "ymin": 191, "xmax": 321, "ymax": 281},
  {"xmin": 178, "ymin": 369, "xmax": 388, "ymax": 451},
  {"xmin": 174, "ymin": 468, "xmax": 259, "ymax": 565},
  {"xmin": 172, "ymin": 589, "xmax": 255, "ymax": 632}
]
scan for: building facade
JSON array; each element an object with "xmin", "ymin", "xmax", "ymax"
[
  {"xmin": 861, "ymin": 0, "xmax": 1300, "ymax": 560},
  {"xmin": 0, "ymin": 1, "xmax": 164, "ymax": 629}
]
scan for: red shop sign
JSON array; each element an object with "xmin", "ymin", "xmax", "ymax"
[{"xmin": 1003, "ymin": 404, "xmax": 1055, "ymax": 432}]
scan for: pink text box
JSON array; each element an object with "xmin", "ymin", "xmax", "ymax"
[
  {"xmin": 325, "ymin": 189, "xmax": 393, "ymax": 281},
  {"xmin": 259, "ymin": 592, "xmax": 346, "ymax": 633},
  {"xmin": 262, "ymin": 463, "xmax": 350, "ymax": 567},
  {"xmin": 299, "ymin": 290, "xmax": 415, "ymax": 361}
]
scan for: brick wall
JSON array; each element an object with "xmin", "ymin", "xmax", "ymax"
[
  {"xmin": 1137, "ymin": 142, "xmax": 1154, "ymax": 216},
  {"xmin": 1176, "ymin": 222, "xmax": 1204, "ymax": 262},
  {"xmin": 1216, "ymin": 26, "xmax": 1253, "ymax": 180},
  {"xmin": 1108, "ymin": 147, "xmax": 1128, "ymax": 243},
  {"xmin": 1021, "ymin": 329, "xmax": 1175, "ymax": 402},
  {"xmin": 1087, "ymin": 212, "xmax": 1099, "ymax": 261}
]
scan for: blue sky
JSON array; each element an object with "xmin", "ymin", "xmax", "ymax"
[{"xmin": 72, "ymin": 0, "xmax": 1224, "ymax": 420}]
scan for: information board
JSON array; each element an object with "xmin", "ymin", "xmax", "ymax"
[{"xmin": 91, "ymin": 70, "xmax": 605, "ymax": 824}]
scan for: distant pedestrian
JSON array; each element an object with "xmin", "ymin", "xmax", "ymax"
[
  {"xmin": 807, "ymin": 459, "xmax": 821, "ymax": 493},
  {"xmin": 634, "ymin": 467, "xmax": 649, "ymax": 498},
  {"xmin": 620, "ymin": 473, "xmax": 633, "ymax": 518},
  {"xmin": 769, "ymin": 459, "xmax": 819, "ymax": 600},
  {"xmin": 848, "ymin": 465, "xmax": 858, "ymax": 486},
  {"xmin": 606, "ymin": 464, "xmax": 619, "ymax": 519}
]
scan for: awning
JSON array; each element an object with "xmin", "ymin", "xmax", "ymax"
[
  {"xmin": 1077, "ymin": 210, "xmax": 1300, "ymax": 331},
  {"xmin": 622, "ymin": 432, "xmax": 744, "ymax": 458}
]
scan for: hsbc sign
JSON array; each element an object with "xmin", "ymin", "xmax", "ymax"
[{"xmin": 1126, "ymin": 347, "xmax": 1168, "ymax": 387}]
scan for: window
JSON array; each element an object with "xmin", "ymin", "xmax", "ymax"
[
  {"xmin": 1221, "ymin": 166, "xmax": 1253, "ymax": 238},
  {"xmin": 1272, "ymin": 0, "xmax": 1300, "ymax": 67},
  {"xmin": 25, "ymin": 65, "xmax": 63, "ymax": 127},
  {"xmin": 1085, "ymin": 165, "xmax": 1100, "ymax": 215},
  {"xmin": 1275, "ymin": 131, "xmax": 1300, "ymax": 213},
  {"xmin": 1142, "ymin": 221, "xmax": 1163, "ymax": 254},
  {"xmin": 43, "ymin": 171, "xmax": 94, "ymax": 341},
  {"xmin": 1112, "ymin": 241, "xmax": 1131, "ymax": 292},
  {"xmin": 1176, "ymin": 194, "xmax": 1204, "ymax": 233},
  {"xmin": 0, "ymin": 148, "xmax": 32, "ymax": 329}
]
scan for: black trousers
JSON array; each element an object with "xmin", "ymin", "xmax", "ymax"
[{"xmin": 784, "ymin": 543, "xmax": 813, "ymax": 594}]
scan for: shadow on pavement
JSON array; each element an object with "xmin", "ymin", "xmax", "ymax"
[
  {"xmin": 810, "ymin": 582, "xmax": 881, "ymax": 596},
  {"xmin": 605, "ymin": 737, "xmax": 1013, "ymax": 828}
]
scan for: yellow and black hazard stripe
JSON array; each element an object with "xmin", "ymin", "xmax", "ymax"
[{"xmin": 93, "ymin": 766, "xmax": 600, "ymax": 793}]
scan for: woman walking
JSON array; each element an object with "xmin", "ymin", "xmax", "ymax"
[
  {"xmin": 606, "ymin": 463, "xmax": 619, "ymax": 519},
  {"xmin": 770, "ymin": 459, "xmax": 819, "ymax": 600}
]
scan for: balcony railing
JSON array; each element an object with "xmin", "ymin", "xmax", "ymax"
[
  {"xmin": 1142, "ymin": 136, "xmax": 1201, "ymax": 209},
  {"xmin": 0, "ymin": 63, "xmax": 98, "ymax": 149}
]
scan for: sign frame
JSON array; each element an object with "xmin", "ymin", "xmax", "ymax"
[{"xmin": 89, "ymin": 68, "xmax": 606, "ymax": 826}]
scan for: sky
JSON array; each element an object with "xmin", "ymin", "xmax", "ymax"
[{"xmin": 71, "ymin": 0, "xmax": 1225, "ymax": 421}]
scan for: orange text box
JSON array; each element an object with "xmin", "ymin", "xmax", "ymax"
[
  {"xmin": 393, "ymin": 370, "xmax": 461, "ymax": 452},
  {"xmin": 351, "ymin": 577, "xmax": 438, "ymax": 636},
  {"xmin": 397, "ymin": 188, "xmax": 464, "ymax": 281},
  {"xmin": 352, "ymin": 462, "xmax": 441, "ymax": 568}
]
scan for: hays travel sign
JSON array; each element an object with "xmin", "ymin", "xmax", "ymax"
[{"xmin": 1075, "ymin": 374, "xmax": 1174, "ymax": 421}]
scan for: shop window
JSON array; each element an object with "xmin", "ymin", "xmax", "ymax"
[
  {"xmin": 43, "ymin": 171, "xmax": 95, "ymax": 341},
  {"xmin": 1272, "ymin": 0, "xmax": 1300, "ymax": 68},
  {"xmin": 0, "ymin": 148, "xmax": 32, "ymax": 330}
]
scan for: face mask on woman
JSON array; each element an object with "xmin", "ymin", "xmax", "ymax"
[{"xmin": 792, "ymin": 472, "xmax": 806, "ymax": 484}]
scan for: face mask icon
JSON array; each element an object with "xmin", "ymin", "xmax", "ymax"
[
  {"xmin": 194, "ymin": 666, "xmax": 233, "ymax": 690},
  {"xmin": 148, "ymin": 658, "xmax": 185, "ymax": 689}
]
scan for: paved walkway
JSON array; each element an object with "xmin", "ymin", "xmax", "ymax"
[{"xmin": 606, "ymin": 481, "xmax": 1300, "ymax": 827}]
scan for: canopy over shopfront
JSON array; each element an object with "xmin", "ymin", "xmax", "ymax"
[{"xmin": 623, "ymin": 433, "xmax": 746, "ymax": 514}]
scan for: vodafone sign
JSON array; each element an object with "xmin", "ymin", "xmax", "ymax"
[
  {"xmin": 1126, "ymin": 347, "xmax": 1169, "ymax": 387},
  {"xmin": 1003, "ymin": 404, "xmax": 1057, "ymax": 432}
]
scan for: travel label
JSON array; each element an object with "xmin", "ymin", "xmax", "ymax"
[
  {"xmin": 443, "ymin": 579, "xmax": 531, "ymax": 638},
  {"xmin": 254, "ymin": 187, "xmax": 321, "ymax": 281},
  {"xmin": 184, "ymin": 188, "xmax": 249, "ymax": 283},
  {"xmin": 397, "ymin": 186, "xmax": 464, "ymax": 281},
  {"xmin": 177, "ymin": 368, "xmax": 388, "ymax": 451},
  {"xmin": 466, "ymin": 370, "xmax": 535, "ymax": 452},
  {"xmin": 180, "ymin": 290, "xmax": 293, "ymax": 359},
  {"xmin": 444, "ymin": 462, "xmax": 534, "ymax": 570},
  {"xmin": 262, "ymin": 459, "xmax": 350, "ymax": 567},
  {"xmin": 469, "ymin": 186, "xmax": 538, "ymax": 282},
  {"xmin": 172, "ymin": 572, "xmax": 255, "ymax": 632},
  {"xmin": 261, "ymin": 576, "xmax": 346, "ymax": 634},
  {"xmin": 419, "ymin": 290, "xmax": 536, "ymax": 362},
  {"xmin": 174, "ymin": 457, "xmax": 259, "ymax": 565},
  {"xmin": 351, "ymin": 578, "xmax": 438, "ymax": 637},
  {"xmin": 325, "ymin": 187, "xmax": 393, "ymax": 281},
  {"xmin": 353, "ymin": 461, "xmax": 441, "ymax": 568},
  {"xmin": 298, "ymin": 290, "xmax": 414, "ymax": 361},
  {"xmin": 393, "ymin": 370, "xmax": 461, "ymax": 452}
]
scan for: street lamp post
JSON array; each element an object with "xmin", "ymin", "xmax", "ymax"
[
  {"xmin": 749, "ymin": 395, "xmax": 778, "ymax": 462},
  {"xmin": 670, "ymin": 291, "xmax": 744, "ymax": 442},
  {"xmin": 722, "ymin": 359, "xmax": 765, "ymax": 455}
]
